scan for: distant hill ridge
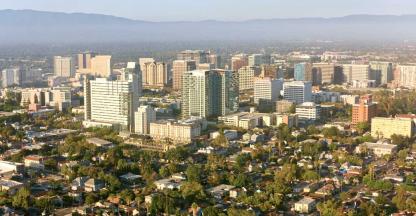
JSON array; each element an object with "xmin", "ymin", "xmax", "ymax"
[{"xmin": 1, "ymin": 9, "xmax": 416, "ymax": 43}]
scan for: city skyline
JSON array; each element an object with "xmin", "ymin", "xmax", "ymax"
[{"xmin": 1, "ymin": 0, "xmax": 416, "ymax": 21}]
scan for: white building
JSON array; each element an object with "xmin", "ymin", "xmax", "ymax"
[
  {"xmin": 149, "ymin": 118, "xmax": 203, "ymax": 143},
  {"xmin": 248, "ymin": 54, "xmax": 264, "ymax": 66},
  {"xmin": 294, "ymin": 197, "xmax": 316, "ymax": 213},
  {"xmin": 254, "ymin": 77, "xmax": 283, "ymax": 104},
  {"xmin": 83, "ymin": 72, "xmax": 140, "ymax": 131},
  {"xmin": 54, "ymin": 56, "xmax": 75, "ymax": 77},
  {"xmin": 397, "ymin": 65, "xmax": 416, "ymax": 89},
  {"xmin": 1, "ymin": 68, "xmax": 21, "ymax": 88},
  {"xmin": 134, "ymin": 105, "xmax": 156, "ymax": 135},
  {"xmin": 296, "ymin": 102, "xmax": 321, "ymax": 122},
  {"xmin": 283, "ymin": 81, "xmax": 312, "ymax": 104}
]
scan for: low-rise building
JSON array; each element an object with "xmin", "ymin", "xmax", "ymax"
[
  {"xmin": 371, "ymin": 117, "xmax": 414, "ymax": 138},
  {"xmin": 24, "ymin": 155, "xmax": 46, "ymax": 170},
  {"xmin": 0, "ymin": 179, "xmax": 24, "ymax": 195},
  {"xmin": 356, "ymin": 142, "xmax": 398, "ymax": 157},
  {"xmin": 149, "ymin": 117, "xmax": 204, "ymax": 143},
  {"xmin": 294, "ymin": 197, "xmax": 316, "ymax": 214},
  {"xmin": 84, "ymin": 178, "xmax": 105, "ymax": 192},
  {"xmin": 0, "ymin": 161, "xmax": 24, "ymax": 175},
  {"xmin": 296, "ymin": 102, "xmax": 321, "ymax": 123},
  {"xmin": 86, "ymin": 137, "xmax": 114, "ymax": 148}
]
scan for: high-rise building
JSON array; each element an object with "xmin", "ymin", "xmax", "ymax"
[
  {"xmin": 254, "ymin": 77, "xmax": 283, "ymax": 104},
  {"xmin": 260, "ymin": 65, "xmax": 279, "ymax": 78},
  {"xmin": 181, "ymin": 70, "xmax": 213, "ymax": 118},
  {"xmin": 208, "ymin": 54, "xmax": 222, "ymax": 68},
  {"xmin": 283, "ymin": 81, "xmax": 312, "ymax": 104},
  {"xmin": 134, "ymin": 105, "xmax": 156, "ymax": 135},
  {"xmin": 90, "ymin": 55, "xmax": 112, "ymax": 77},
  {"xmin": 352, "ymin": 94, "xmax": 377, "ymax": 125},
  {"xmin": 342, "ymin": 64, "xmax": 370, "ymax": 83},
  {"xmin": 313, "ymin": 63, "xmax": 335, "ymax": 85},
  {"xmin": 294, "ymin": 63, "xmax": 313, "ymax": 82},
  {"xmin": 248, "ymin": 54, "xmax": 264, "ymax": 66},
  {"xmin": 181, "ymin": 70, "xmax": 238, "ymax": 118},
  {"xmin": 1, "ymin": 68, "xmax": 21, "ymax": 88},
  {"xmin": 54, "ymin": 56, "xmax": 75, "ymax": 77},
  {"xmin": 172, "ymin": 60, "xmax": 197, "ymax": 90},
  {"xmin": 177, "ymin": 50, "xmax": 209, "ymax": 64},
  {"xmin": 142, "ymin": 62, "xmax": 168, "ymax": 88},
  {"xmin": 231, "ymin": 54, "xmax": 248, "ymax": 71},
  {"xmin": 370, "ymin": 62, "xmax": 393, "ymax": 86},
  {"xmin": 83, "ymin": 72, "xmax": 140, "ymax": 131},
  {"xmin": 213, "ymin": 69, "xmax": 239, "ymax": 115},
  {"xmin": 124, "ymin": 62, "xmax": 142, "ymax": 96},
  {"xmin": 77, "ymin": 52, "xmax": 97, "ymax": 70},
  {"xmin": 397, "ymin": 65, "xmax": 416, "ymax": 89},
  {"xmin": 238, "ymin": 66, "xmax": 260, "ymax": 91}
]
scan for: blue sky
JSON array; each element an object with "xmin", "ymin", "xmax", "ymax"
[{"xmin": 2, "ymin": 0, "xmax": 416, "ymax": 21}]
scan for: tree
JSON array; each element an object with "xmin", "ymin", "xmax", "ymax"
[
  {"xmin": 12, "ymin": 187, "xmax": 30, "ymax": 209},
  {"xmin": 317, "ymin": 199, "xmax": 343, "ymax": 216},
  {"xmin": 180, "ymin": 181, "xmax": 205, "ymax": 202},
  {"xmin": 186, "ymin": 164, "xmax": 202, "ymax": 183},
  {"xmin": 203, "ymin": 206, "xmax": 221, "ymax": 216},
  {"xmin": 355, "ymin": 122, "xmax": 370, "ymax": 134},
  {"xmin": 392, "ymin": 186, "xmax": 407, "ymax": 210},
  {"xmin": 85, "ymin": 193, "xmax": 98, "ymax": 205},
  {"xmin": 302, "ymin": 170, "xmax": 320, "ymax": 182}
]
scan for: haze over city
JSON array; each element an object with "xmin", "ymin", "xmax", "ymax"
[{"xmin": 1, "ymin": 1, "xmax": 416, "ymax": 216}]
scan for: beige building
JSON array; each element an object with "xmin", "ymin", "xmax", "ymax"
[
  {"xmin": 275, "ymin": 100, "xmax": 295, "ymax": 113},
  {"xmin": 77, "ymin": 52, "xmax": 97, "ymax": 70},
  {"xmin": 172, "ymin": 60, "xmax": 197, "ymax": 90},
  {"xmin": 294, "ymin": 197, "xmax": 316, "ymax": 214},
  {"xmin": 90, "ymin": 55, "xmax": 112, "ymax": 77},
  {"xmin": 342, "ymin": 64, "xmax": 370, "ymax": 83},
  {"xmin": 313, "ymin": 63, "xmax": 335, "ymax": 84},
  {"xmin": 142, "ymin": 62, "xmax": 168, "ymax": 88},
  {"xmin": 356, "ymin": 142, "xmax": 398, "ymax": 157},
  {"xmin": 218, "ymin": 112, "xmax": 268, "ymax": 129},
  {"xmin": 149, "ymin": 119, "xmax": 202, "ymax": 143},
  {"xmin": 54, "ymin": 56, "xmax": 75, "ymax": 77},
  {"xmin": 238, "ymin": 66, "xmax": 260, "ymax": 91},
  {"xmin": 397, "ymin": 65, "xmax": 416, "ymax": 89},
  {"xmin": 371, "ymin": 117, "xmax": 414, "ymax": 138}
]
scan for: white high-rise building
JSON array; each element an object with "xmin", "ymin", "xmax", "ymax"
[
  {"xmin": 283, "ymin": 81, "xmax": 312, "ymax": 104},
  {"xmin": 1, "ymin": 68, "xmax": 21, "ymax": 88},
  {"xmin": 54, "ymin": 56, "xmax": 75, "ymax": 77},
  {"xmin": 181, "ymin": 70, "xmax": 212, "ymax": 118},
  {"xmin": 248, "ymin": 54, "xmax": 264, "ymax": 66},
  {"xmin": 254, "ymin": 77, "xmax": 283, "ymax": 104},
  {"xmin": 134, "ymin": 105, "xmax": 156, "ymax": 135},
  {"xmin": 83, "ymin": 72, "xmax": 140, "ymax": 131}
]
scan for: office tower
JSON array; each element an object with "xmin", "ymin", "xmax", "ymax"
[
  {"xmin": 371, "ymin": 117, "xmax": 414, "ymax": 138},
  {"xmin": 260, "ymin": 65, "xmax": 279, "ymax": 78},
  {"xmin": 172, "ymin": 60, "xmax": 197, "ymax": 90},
  {"xmin": 294, "ymin": 63, "xmax": 313, "ymax": 82},
  {"xmin": 177, "ymin": 50, "xmax": 209, "ymax": 64},
  {"xmin": 238, "ymin": 66, "xmax": 261, "ymax": 91},
  {"xmin": 142, "ymin": 61, "xmax": 168, "ymax": 88},
  {"xmin": 83, "ymin": 72, "xmax": 140, "ymax": 131},
  {"xmin": 248, "ymin": 54, "xmax": 264, "ymax": 66},
  {"xmin": 181, "ymin": 70, "xmax": 237, "ymax": 118},
  {"xmin": 24, "ymin": 68, "xmax": 43, "ymax": 83},
  {"xmin": 275, "ymin": 100, "xmax": 295, "ymax": 113},
  {"xmin": 78, "ymin": 52, "xmax": 97, "ymax": 70},
  {"xmin": 352, "ymin": 94, "xmax": 377, "ymax": 125},
  {"xmin": 334, "ymin": 65, "xmax": 344, "ymax": 84},
  {"xmin": 231, "ymin": 54, "xmax": 248, "ymax": 71},
  {"xmin": 181, "ymin": 70, "xmax": 213, "ymax": 118},
  {"xmin": 342, "ymin": 64, "xmax": 370, "ymax": 83},
  {"xmin": 397, "ymin": 65, "xmax": 416, "ymax": 89},
  {"xmin": 254, "ymin": 77, "xmax": 283, "ymax": 104},
  {"xmin": 90, "ymin": 55, "xmax": 112, "ymax": 77},
  {"xmin": 124, "ymin": 62, "xmax": 142, "ymax": 96},
  {"xmin": 296, "ymin": 102, "xmax": 321, "ymax": 122},
  {"xmin": 54, "ymin": 56, "xmax": 75, "ymax": 77},
  {"xmin": 208, "ymin": 54, "xmax": 222, "ymax": 68},
  {"xmin": 313, "ymin": 63, "xmax": 335, "ymax": 85},
  {"xmin": 283, "ymin": 81, "xmax": 312, "ymax": 104},
  {"xmin": 212, "ymin": 69, "xmax": 239, "ymax": 115},
  {"xmin": 134, "ymin": 105, "xmax": 156, "ymax": 134},
  {"xmin": 370, "ymin": 62, "xmax": 393, "ymax": 86},
  {"xmin": 1, "ymin": 68, "xmax": 21, "ymax": 88}
]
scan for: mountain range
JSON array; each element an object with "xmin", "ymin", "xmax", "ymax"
[{"xmin": 1, "ymin": 9, "xmax": 416, "ymax": 44}]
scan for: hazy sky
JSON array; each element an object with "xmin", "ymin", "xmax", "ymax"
[{"xmin": 2, "ymin": 0, "xmax": 416, "ymax": 21}]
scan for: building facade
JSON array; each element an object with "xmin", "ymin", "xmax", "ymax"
[
  {"xmin": 134, "ymin": 105, "xmax": 156, "ymax": 135},
  {"xmin": 172, "ymin": 60, "xmax": 197, "ymax": 90},
  {"xmin": 352, "ymin": 94, "xmax": 377, "ymax": 125},
  {"xmin": 283, "ymin": 81, "xmax": 312, "ymax": 104},
  {"xmin": 54, "ymin": 56, "xmax": 75, "ymax": 77},
  {"xmin": 238, "ymin": 66, "xmax": 260, "ymax": 91},
  {"xmin": 254, "ymin": 77, "xmax": 283, "ymax": 104}
]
